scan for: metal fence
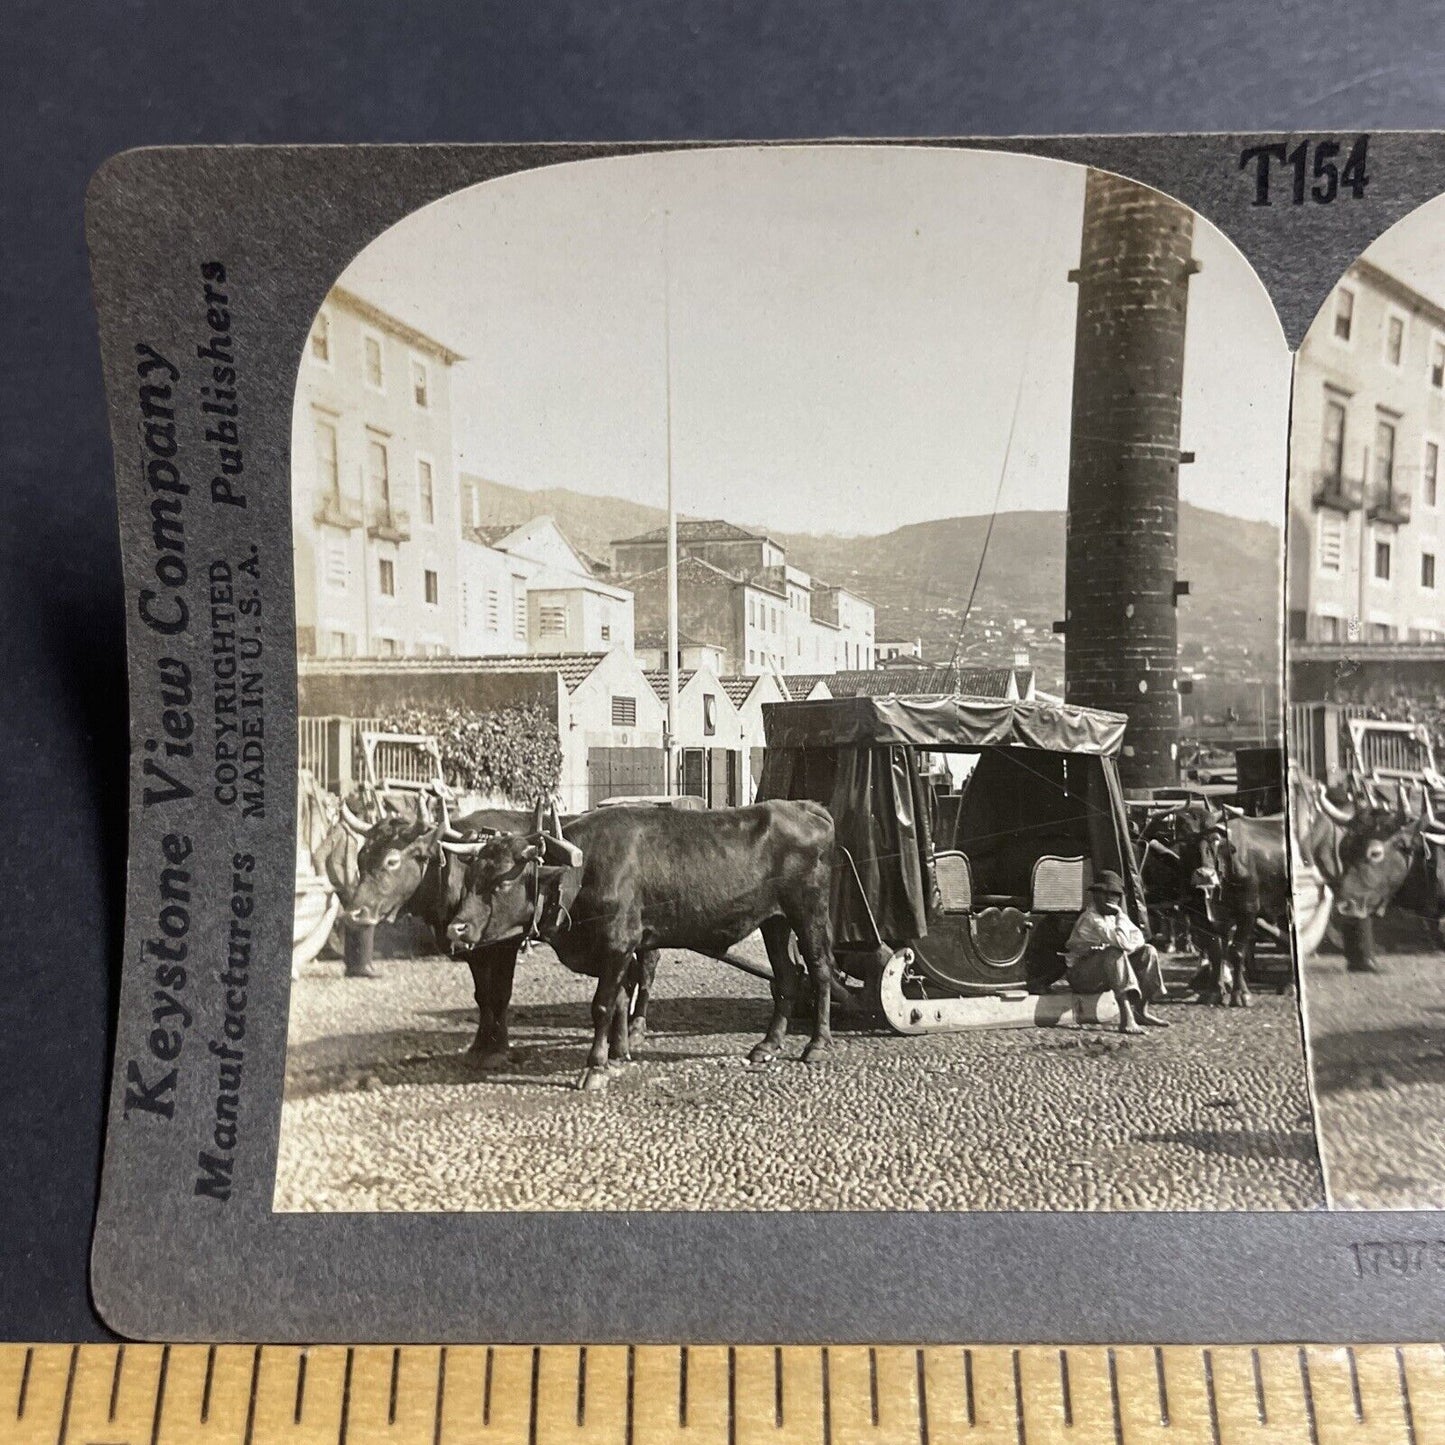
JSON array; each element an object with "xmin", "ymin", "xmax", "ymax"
[{"xmin": 297, "ymin": 716, "xmax": 383, "ymax": 794}]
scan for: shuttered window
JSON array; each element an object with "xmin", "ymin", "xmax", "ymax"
[
  {"xmin": 611, "ymin": 695, "xmax": 637, "ymax": 726},
  {"xmin": 1317, "ymin": 512, "xmax": 1343, "ymax": 574}
]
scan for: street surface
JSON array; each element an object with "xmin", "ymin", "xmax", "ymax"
[
  {"xmin": 275, "ymin": 939, "xmax": 1325, "ymax": 1212},
  {"xmin": 1305, "ymin": 945, "xmax": 1445, "ymax": 1210}
]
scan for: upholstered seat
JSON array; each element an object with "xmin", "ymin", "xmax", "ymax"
[
  {"xmin": 1030, "ymin": 855, "xmax": 1092, "ymax": 913},
  {"xmin": 933, "ymin": 850, "xmax": 973, "ymax": 913}
]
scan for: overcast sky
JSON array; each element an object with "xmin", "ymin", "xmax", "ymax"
[
  {"xmin": 338, "ymin": 146, "xmax": 1290, "ymax": 534},
  {"xmin": 1356, "ymin": 190, "xmax": 1445, "ymax": 312}
]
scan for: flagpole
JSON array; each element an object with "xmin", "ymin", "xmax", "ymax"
[{"xmin": 663, "ymin": 215, "xmax": 679, "ymax": 798}]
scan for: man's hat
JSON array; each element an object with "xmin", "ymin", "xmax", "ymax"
[{"xmin": 1089, "ymin": 869, "xmax": 1127, "ymax": 897}]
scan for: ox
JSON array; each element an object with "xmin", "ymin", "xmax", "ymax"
[
  {"xmin": 446, "ymin": 800, "xmax": 837, "ymax": 1091},
  {"xmin": 342, "ymin": 799, "xmax": 662, "ymax": 1069}
]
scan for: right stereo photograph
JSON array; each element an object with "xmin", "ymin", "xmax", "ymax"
[{"xmin": 1289, "ymin": 194, "xmax": 1445, "ymax": 1210}]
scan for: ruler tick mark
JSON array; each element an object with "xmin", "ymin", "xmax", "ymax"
[
  {"xmin": 822, "ymin": 1347, "xmax": 832, "ymax": 1445},
  {"xmin": 295, "ymin": 1349, "xmax": 308, "ymax": 1423},
  {"xmin": 529, "ymin": 1347, "xmax": 540, "ymax": 1445},
  {"xmin": 1060, "ymin": 1350, "xmax": 1073, "ymax": 1427},
  {"xmin": 774, "ymin": 1346, "xmax": 784, "ymax": 1427},
  {"xmin": 434, "ymin": 1347, "xmax": 447, "ymax": 1445},
  {"xmin": 1347, "ymin": 1346, "xmax": 1363, "ymax": 1421},
  {"xmin": 202, "ymin": 1343, "xmax": 216, "ymax": 1423},
  {"xmin": 56, "ymin": 1345, "xmax": 78, "ymax": 1445},
  {"xmin": 1251, "ymin": 1348, "xmax": 1267, "ymax": 1425},
  {"xmin": 390, "ymin": 1346, "xmax": 401, "ymax": 1426},
  {"xmin": 242, "ymin": 1345, "xmax": 260, "ymax": 1445},
  {"xmin": 15, "ymin": 1345, "xmax": 30, "ymax": 1419},
  {"xmin": 149, "ymin": 1346, "xmax": 170, "ymax": 1445},
  {"xmin": 679, "ymin": 1345, "xmax": 688, "ymax": 1427},
  {"xmin": 110, "ymin": 1344, "xmax": 125, "ymax": 1421},
  {"xmin": 964, "ymin": 1349, "xmax": 975, "ymax": 1427},
  {"xmin": 626, "ymin": 1345, "xmax": 635, "ymax": 1445},
  {"xmin": 868, "ymin": 1347, "xmax": 878, "ymax": 1427},
  {"xmin": 728, "ymin": 1347, "xmax": 736, "ymax": 1445},
  {"xmin": 1397, "ymin": 1348, "xmax": 1419, "ymax": 1445},
  {"xmin": 339, "ymin": 1347, "xmax": 355, "ymax": 1445},
  {"xmin": 1154, "ymin": 1346, "xmax": 1170, "ymax": 1426},
  {"xmin": 916, "ymin": 1350, "xmax": 931, "ymax": 1445},
  {"xmin": 1107, "ymin": 1349, "xmax": 1123, "ymax": 1445},
  {"xmin": 1203, "ymin": 1349, "xmax": 1221, "ymax": 1445},
  {"xmin": 1299, "ymin": 1349, "xmax": 1319, "ymax": 1445},
  {"xmin": 1013, "ymin": 1350, "xmax": 1026, "ymax": 1445},
  {"xmin": 578, "ymin": 1346, "xmax": 588, "ymax": 1427},
  {"xmin": 484, "ymin": 1345, "xmax": 493, "ymax": 1425}
]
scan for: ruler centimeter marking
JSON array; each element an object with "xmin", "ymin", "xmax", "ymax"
[{"xmin": 2, "ymin": 1343, "xmax": 1444, "ymax": 1445}]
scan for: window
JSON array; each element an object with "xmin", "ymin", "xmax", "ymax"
[
  {"xmin": 366, "ymin": 436, "xmax": 390, "ymax": 510},
  {"xmin": 1369, "ymin": 622, "xmax": 1395, "ymax": 643},
  {"xmin": 378, "ymin": 557, "xmax": 395, "ymax": 596},
  {"xmin": 310, "ymin": 312, "xmax": 330, "ymax": 363},
  {"xmin": 412, "ymin": 359, "xmax": 429, "ymax": 408},
  {"xmin": 417, "ymin": 458, "xmax": 435, "ymax": 525},
  {"xmin": 1375, "ymin": 539, "xmax": 1392, "ymax": 581},
  {"xmin": 1316, "ymin": 614, "xmax": 1343, "ymax": 643},
  {"xmin": 485, "ymin": 588, "xmax": 500, "ymax": 632},
  {"xmin": 513, "ymin": 579, "xmax": 527, "ymax": 639},
  {"xmin": 1385, "ymin": 313, "xmax": 1406, "ymax": 367},
  {"xmin": 1426, "ymin": 442, "xmax": 1440, "ymax": 507},
  {"xmin": 1424, "ymin": 552, "xmax": 1437, "ymax": 590},
  {"xmin": 703, "ymin": 694, "xmax": 717, "ymax": 737},
  {"xmin": 1374, "ymin": 418, "xmax": 1397, "ymax": 487},
  {"xmin": 424, "ymin": 569, "xmax": 439, "ymax": 606},
  {"xmin": 377, "ymin": 636, "xmax": 400, "ymax": 657},
  {"xmin": 1317, "ymin": 511, "xmax": 1344, "ymax": 573},
  {"xmin": 328, "ymin": 630, "xmax": 351, "ymax": 656},
  {"xmin": 611, "ymin": 695, "xmax": 637, "ymax": 727},
  {"xmin": 324, "ymin": 538, "xmax": 348, "ymax": 590},
  {"xmin": 364, "ymin": 333, "xmax": 384, "ymax": 389},
  {"xmin": 1333, "ymin": 287, "xmax": 1354, "ymax": 342},
  {"xmin": 748, "ymin": 649, "xmax": 755, "ymax": 665},
  {"xmin": 1320, "ymin": 398, "xmax": 1346, "ymax": 480},
  {"xmin": 539, "ymin": 604, "xmax": 568, "ymax": 637},
  {"xmin": 1433, "ymin": 339, "xmax": 1445, "ymax": 390},
  {"xmin": 314, "ymin": 416, "xmax": 339, "ymax": 498},
  {"xmin": 600, "ymin": 623, "xmax": 611, "ymax": 642}
]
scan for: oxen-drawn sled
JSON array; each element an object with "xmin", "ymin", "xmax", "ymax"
[{"xmin": 754, "ymin": 693, "xmax": 1148, "ymax": 1033}]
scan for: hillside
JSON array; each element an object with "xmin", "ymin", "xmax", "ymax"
[{"xmin": 460, "ymin": 475, "xmax": 1280, "ymax": 689}]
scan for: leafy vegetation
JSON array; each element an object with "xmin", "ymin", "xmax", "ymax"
[{"xmin": 380, "ymin": 703, "xmax": 561, "ymax": 803}]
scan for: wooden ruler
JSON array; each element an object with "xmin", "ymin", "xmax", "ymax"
[{"xmin": 3, "ymin": 1344, "xmax": 1444, "ymax": 1445}]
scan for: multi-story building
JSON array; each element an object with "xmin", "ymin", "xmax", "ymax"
[
  {"xmin": 454, "ymin": 510, "xmax": 634, "ymax": 658},
  {"xmin": 292, "ymin": 286, "xmax": 465, "ymax": 659},
  {"xmin": 1288, "ymin": 258, "xmax": 1445, "ymax": 647},
  {"xmin": 612, "ymin": 519, "xmax": 875, "ymax": 676}
]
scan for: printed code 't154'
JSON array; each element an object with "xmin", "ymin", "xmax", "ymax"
[{"xmin": 1351, "ymin": 1240, "xmax": 1445, "ymax": 1278}]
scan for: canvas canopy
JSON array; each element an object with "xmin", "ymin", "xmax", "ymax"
[
  {"xmin": 760, "ymin": 694, "xmax": 1128, "ymax": 755},
  {"xmin": 758, "ymin": 694, "xmax": 1143, "ymax": 946}
]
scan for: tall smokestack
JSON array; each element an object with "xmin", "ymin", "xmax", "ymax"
[{"xmin": 1063, "ymin": 170, "xmax": 1197, "ymax": 792}]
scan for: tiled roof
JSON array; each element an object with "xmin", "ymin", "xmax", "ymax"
[
  {"xmin": 297, "ymin": 652, "xmax": 610, "ymax": 694},
  {"xmin": 720, "ymin": 675, "xmax": 762, "ymax": 707},
  {"xmin": 643, "ymin": 670, "xmax": 696, "ymax": 704},
  {"xmin": 613, "ymin": 518, "xmax": 765, "ymax": 546},
  {"xmin": 635, "ymin": 628, "xmax": 704, "ymax": 650},
  {"xmin": 780, "ymin": 674, "xmax": 829, "ymax": 700},
  {"xmin": 465, "ymin": 524, "xmax": 518, "ymax": 548}
]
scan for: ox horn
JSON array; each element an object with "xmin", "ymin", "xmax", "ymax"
[
  {"xmin": 1424, "ymin": 790, "xmax": 1440, "ymax": 828},
  {"xmin": 339, "ymin": 798, "xmax": 374, "ymax": 837},
  {"xmin": 1316, "ymin": 787, "xmax": 1356, "ymax": 826},
  {"xmin": 1144, "ymin": 837, "xmax": 1182, "ymax": 863},
  {"xmin": 439, "ymin": 838, "xmax": 488, "ymax": 856}
]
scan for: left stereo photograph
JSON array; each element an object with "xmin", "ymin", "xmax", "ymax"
[{"xmin": 274, "ymin": 145, "xmax": 1307, "ymax": 1215}]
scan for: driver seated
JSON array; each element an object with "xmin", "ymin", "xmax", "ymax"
[{"xmin": 1064, "ymin": 870, "xmax": 1169, "ymax": 1035}]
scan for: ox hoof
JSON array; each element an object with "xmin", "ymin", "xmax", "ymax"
[
  {"xmin": 576, "ymin": 1067, "xmax": 611, "ymax": 1092},
  {"xmin": 465, "ymin": 1047, "xmax": 510, "ymax": 1071},
  {"xmin": 1232, "ymin": 993, "xmax": 1252, "ymax": 1009},
  {"xmin": 747, "ymin": 1046, "xmax": 778, "ymax": 1066},
  {"xmin": 628, "ymin": 1019, "xmax": 648, "ymax": 1052},
  {"xmin": 801, "ymin": 1039, "xmax": 833, "ymax": 1064},
  {"xmin": 345, "ymin": 965, "xmax": 382, "ymax": 980}
]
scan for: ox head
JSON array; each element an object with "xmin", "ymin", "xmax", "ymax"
[
  {"xmin": 447, "ymin": 831, "xmax": 583, "ymax": 951},
  {"xmin": 1333, "ymin": 809, "xmax": 1427, "ymax": 919},
  {"xmin": 344, "ymin": 814, "xmax": 447, "ymax": 926}
]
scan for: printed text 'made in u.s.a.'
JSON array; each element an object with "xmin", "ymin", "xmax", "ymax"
[{"xmin": 210, "ymin": 549, "xmax": 265, "ymax": 818}]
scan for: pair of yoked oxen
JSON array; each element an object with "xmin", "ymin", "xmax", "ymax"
[{"xmin": 335, "ymin": 794, "xmax": 837, "ymax": 1091}]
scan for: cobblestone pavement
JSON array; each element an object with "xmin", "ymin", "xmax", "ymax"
[
  {"xmin": 275, "ymin": 940, "xmax": 1325, "ymax": 1212},
  {"xmin": 1304, "ymin": 946, "xmax": 1445, "ymax": 1209}
]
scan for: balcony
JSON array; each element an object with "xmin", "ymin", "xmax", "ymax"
[
  {"xmin": 313, "ymin": 492, "xmax": 364, "ymax": 529},
  {"xmin": 1312, "ymin": 471, "xmax": 1363, "ymax": 512},
  {"xmin": 1367, "ymin": 481, "xmax": 1412, "ymax": 527},
  {"xmin": 367, "ymin": 504, "xmax": 411, "ymax": 543}
]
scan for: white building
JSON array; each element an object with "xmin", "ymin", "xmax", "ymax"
[
  {"xmin": 292, "ymin": 287, "xmax": 466, "ymax": 659},
  {"xmin": 1289, "ymin": 258, "xmax": 1445, "ymax": 647}
]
